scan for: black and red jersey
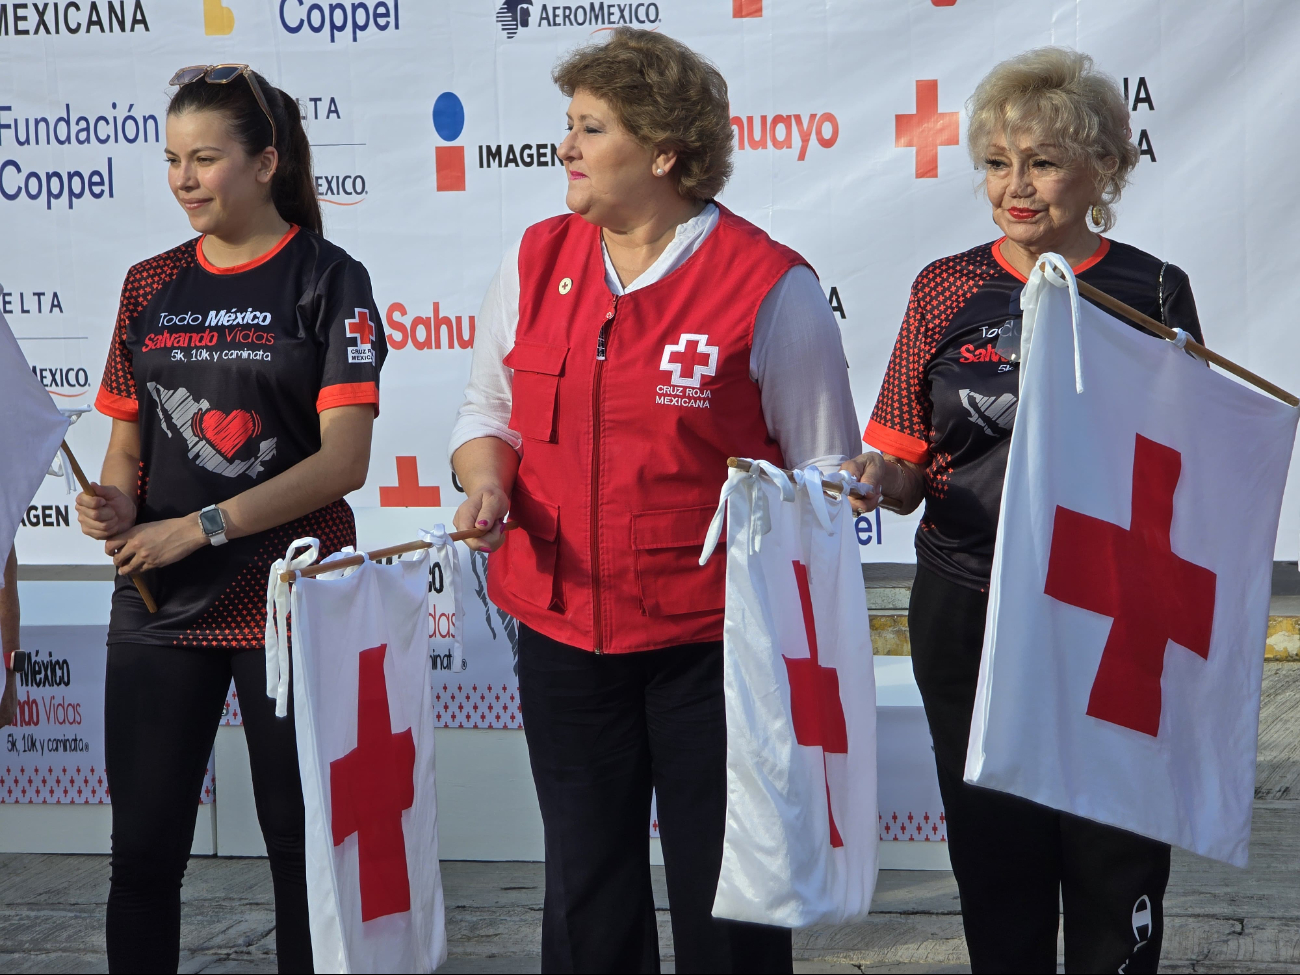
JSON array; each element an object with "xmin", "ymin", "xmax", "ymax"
[
  {"xmin": 95, "ymin": 225, "xmax": 387, "ymax": 648},
  {"xmin": 866, "ymin": 236, "xmax": 1203, "ymax": 591}
]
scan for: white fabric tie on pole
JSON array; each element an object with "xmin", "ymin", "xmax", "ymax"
[
  {"xmin": 1020, "ymin": 251, "xmax": 1085, "ymax": 394},
  {"xmin": 46, "ymin": 407, "xmax": 92, "ymax": 494},
  {"xmin": 700, "ymin": 459, "xmax": 793, "ymax": 564},
  {"xmin": 265, "ymin": 537, "xmax": 320, "ymax": 718}
]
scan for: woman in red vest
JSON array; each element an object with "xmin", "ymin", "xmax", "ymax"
[{"xmin": 451, "ymin": 27, "xmax": 860, "ymax": 975}]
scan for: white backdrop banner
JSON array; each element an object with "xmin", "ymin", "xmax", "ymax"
[
  {"xmin": 0, "ymin": 625, "xmax": 215, "ymax": 804},
  {"xmin": 7, "ymin": 1, "xmax": 1300, "ymax": 729},
  {"xmin": 0, "ymin": 627, "xmax": 111, "ymax": 803}
]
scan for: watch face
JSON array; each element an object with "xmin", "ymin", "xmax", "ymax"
[{"xmin": 200, "ymin": 507, "xmax": 225, "ymax": 536}]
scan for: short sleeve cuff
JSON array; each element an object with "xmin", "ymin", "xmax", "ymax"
[
  {"xmin": 864, "ymin": 419, "xmax": 929, "ymax": 466},
  {"xmin": 95, "ymin": 386, "xmax": 138, "ymax": 422},
  {"xmin": 317, "ymin": 381, "xmax": 380, "ymax": 416}
]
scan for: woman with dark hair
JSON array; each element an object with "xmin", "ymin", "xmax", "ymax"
[
  {"xmin": 75, "ymin": 64, "xmax": 386, "ymax": 974},
  {"xmin": 451, "ymin": 28, "xmax": 860, "ymax": 974}
]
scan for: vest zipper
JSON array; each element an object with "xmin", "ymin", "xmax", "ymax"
[{"xmin": 590, "ymin": 295, "xmax": 618, "ymax": 653}]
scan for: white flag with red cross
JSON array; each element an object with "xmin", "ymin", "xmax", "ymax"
[
  {"xmin": 966, "ymin": 257, "xmax": 1299, "ymax": 866},
  {"xmin": 700, "ymin": 461, "xmax": 878, "ymax": 927},
  {"xmin": 288, "ymin": 550, "xmax": 447, "ymax": 972},
  {"xmin": 0, "ymin": 300, "xmax": 70, "ymax": 575}
]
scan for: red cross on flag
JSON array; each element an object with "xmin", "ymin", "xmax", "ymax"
[
  {"xmin": 966, "ymin": 257, "xmax": 1299, "ymax": 866},
  {"xmin": 286, "ymin": 551, "xmax": 447, "ymax": 971},
  {"xmin": 700, "ymin": 461, "xmax": 878, "ymax": 927}
]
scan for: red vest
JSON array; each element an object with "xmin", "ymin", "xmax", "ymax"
[{"xmin": 487, "ymin": 206, "xmax": 806, "ymax": 652}]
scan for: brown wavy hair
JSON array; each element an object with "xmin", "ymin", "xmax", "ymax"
[{"xmin": 552, "ymin": 28, "xmax": 733, "ymax": 202}]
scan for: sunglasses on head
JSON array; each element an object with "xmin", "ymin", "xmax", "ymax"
[{"xmin": 169, "ymin": 64, "xmax": 277, "ymax": 150}]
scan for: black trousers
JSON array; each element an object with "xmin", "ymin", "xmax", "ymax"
[
  {"xmin": 517, "ymin": 624, "xmax": 793, "ymax": 974},
  {"xmin": 909, "ymin": 565, "xmax": 1170, "ymax": 974},
  {"xmin": 104, "ymin": 642, "xmax": 312, "ymax": 974}
]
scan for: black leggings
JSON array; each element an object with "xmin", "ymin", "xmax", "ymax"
[
  {"xmin": 909, "ymin": 565, "xmax": 1169, "ymax": 973},
  {"xmin": 104, "ymin": 642, "xmax": 312, "ymax": 973},
  {"xmin": 518, "ymin": 624, "xmax": 792, "ymax": 974}
]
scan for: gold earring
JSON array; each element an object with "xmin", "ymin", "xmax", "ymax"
[{"xmin": 1091, "ymin": 204, "xmax": 1104, "ymax": 227}]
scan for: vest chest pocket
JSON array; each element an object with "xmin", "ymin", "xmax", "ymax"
[
  {"xmin": 504, "ymin": 342, "xmax": 569, "ymax": 443},
  {"xmin": 631, "ymin": 505, "xmax": 725, "ymax": 617}
]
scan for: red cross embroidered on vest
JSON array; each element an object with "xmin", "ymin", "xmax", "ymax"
[{"xmin": 488, "ymin": 206, "xmax": 807, "ymax": 652}]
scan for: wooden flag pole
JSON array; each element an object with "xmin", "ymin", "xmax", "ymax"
[
  {"xmin": 1071, "ymin": 277, "xmax": 1299, "ymax": 408},
  {"xmin": 727, "ymin": 457, "xmax": 873, "ymax": 498},
  {"xmin": 288, "ymin": 458, "xmax": 867, "ymax": 585},
  {"xmin": 281, "ymin": 521, "xmax": 522, "ymax": 583},
  {"xmin": 61, "ymin": 440, "xmax": 159, "ymax": 614}
]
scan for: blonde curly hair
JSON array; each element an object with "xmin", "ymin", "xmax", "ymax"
[
  {"xmin": 552, "ymin": 27, "xmax": 733, "ymax": 203},
  {"xmin": 967, "ymin": 47, "xmax": 1139, "ymax": 232}
]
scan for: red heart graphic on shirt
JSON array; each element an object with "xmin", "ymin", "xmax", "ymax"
[{"xmin": 192, "ymin": 409, "xmax": 262, "ymax": 460}]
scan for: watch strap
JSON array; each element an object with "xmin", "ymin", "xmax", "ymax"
[{"xmin": 200, "ymin": 504, "xmax": 229, "ymax": 546}]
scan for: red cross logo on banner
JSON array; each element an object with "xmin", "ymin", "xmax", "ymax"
[
  {"xmin": 1045, "ymin": 434, "xmax": 1217, "ymax": 737},
  {"xmin": 379, "ymin": 456, "xmax": 442, "ymax": 507},
  {"xmin": 659, "ymin": 333, "xmax": 719, "ymax": 388},
  {"xmin": 895, "ymin": 80, "xmax": 960, "ymax": 178},
  {"xmin": 346, "ymin": 308, "xmax": 375, "ymax": 348},
  {"xmin": 782, "ymin": 560, "xmax": 847, "ymax": 847},
  {"xmin": 330, "ymin": 644, "xmax": 417, "ymax": 922}
]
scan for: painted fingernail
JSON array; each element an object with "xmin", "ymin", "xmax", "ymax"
[{"xmin": 477, "ymin": 520, "xmax": 489, "ymax": 527}]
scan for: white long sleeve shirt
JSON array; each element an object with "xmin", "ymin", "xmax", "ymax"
[{"xmin": 449, "ymin": 204, "xmax": 861, "ymax": 471}]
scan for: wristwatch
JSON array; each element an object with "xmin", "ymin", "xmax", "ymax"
[
  {"xmin": 4, "ymin": 649, "xmax": 26, "ymax": 672},
  {"xmin": 199, "ymin": 504, "xmax": 229, "ymax": 547}
]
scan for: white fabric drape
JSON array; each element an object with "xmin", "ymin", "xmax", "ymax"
[{"xmin": 703, "ymin": 459, "xmax": 879, "ymax": 927}]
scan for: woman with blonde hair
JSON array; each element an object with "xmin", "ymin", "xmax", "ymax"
[
  {"xmin": 844, "ymin": 47, "xmax": 1202, "ymax": 973},
  {"xmin": 450, "ymin": 26, "xmax": 860, "ymax": 974}
]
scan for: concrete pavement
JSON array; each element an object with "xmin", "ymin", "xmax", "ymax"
[{"xmin": 4, "ymin": 664, "xmax": 1300, "ymax": 973}]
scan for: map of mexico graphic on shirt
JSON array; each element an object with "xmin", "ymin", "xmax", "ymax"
[
  {"xmin": 94, "ymin": 225, "xmax": 386, "ymax": 648},
  {"xmin": 147, "ymin": 382, "xmax": 278, "ymax": 478}
]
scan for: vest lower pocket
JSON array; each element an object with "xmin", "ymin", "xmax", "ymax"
[
  {"xmin": 504, "ymin": 486, "xmax": 563, "ymax": 612},
  {"xmin": 504, "ymin": 342, "xmax": 569, "ymax": 443},
  {"xmin": 631, "ymin": 505, "xmax": 725, "ymax": 616}
]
